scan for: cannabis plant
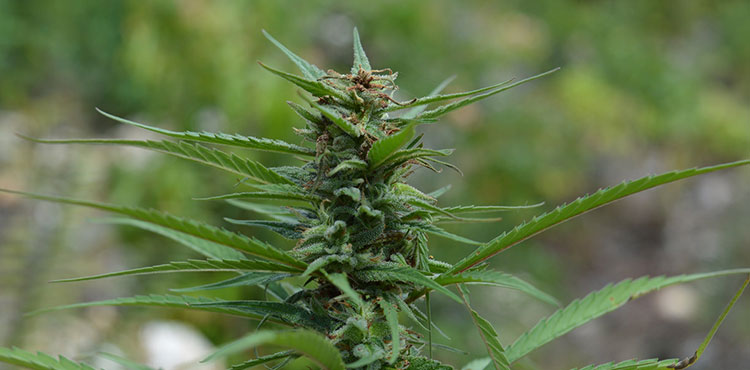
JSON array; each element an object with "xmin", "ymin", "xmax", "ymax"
[{"xmin": 1, "ymin": 29, "xmax": 749, "ymax": 370}]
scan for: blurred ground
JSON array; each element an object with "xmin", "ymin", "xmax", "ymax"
[{"xmin": 1, "ymin": 1, "xmax": 749, "ymax": 369}]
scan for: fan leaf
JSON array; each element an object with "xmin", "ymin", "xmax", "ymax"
[
  {"xmin": 351, "ymin": 27, "xmax": 372, "ymax": 73},
  {"xmin": 0, "ymin": 347, "xmax": 96, "ymax": 370},
  {"xmin": 95, "ymin": 217, "xmax": 246, "ymax": 260},
  {"xmin": 415, "ymin": 68, "xmax": 559, "ymax": 120},
  {"xmin": 368, "ymin": 122, "xmax": 417, "ymax": 169},
  {"xmin": 51, "ymin": 258, "xmax": 297, "ymax": 283},
  {"xmin": 447, "ymin": 160, "xmax": 750, "ymax": 274},
  {"xmin": 262, "ymin": 30, "xmax": 326, "ymax": 80},
  {"xmin": 436, "ymin": 270, "xmax": 559, "ymax": 306},
  {"xmin": 505, "ymin": 269, "xmax": 750, "ymax": 363},
  {"xmin": 0, "ymin": 190, "xmax": 306, "ymax": 269},
  {"xmin": 19, "ymin": 136, "xmax": 293, "ymax": 186},
  {"xmin": 352, "ymin": 266, "xmax": 462, "ymax": 304},
  {"xmin": 203, "ymin": 330, "xmax": 345, "ymax": 370},
  {"xmin": 96, "ymin": 108, "xmax": 313, "ymax": 155}
]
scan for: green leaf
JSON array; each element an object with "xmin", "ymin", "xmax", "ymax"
[
  {"xmin": 96, "ymin": 108, "xmax": 313, "ymax": 155},
  {"xmin": 259, "ymin": 62, "xmax": 348, "ymax": 102},
  {"xmin": 0, "ymin": 347, "xmax": 96, "ymax": 370},
  {"xmin": 379, "ymin": 148, "xmax": 453, "ymax": 170},
  {"xmin": 447, "ymin": 160, "xmax": 750, "ymax": 274},
  {"xmin": 461, "ymin": 358, "xmax": 492, "ymax": 370},
  {"xmin": 468, "ymin": 310, "xmax": 510, "ymax": 370},
  {"xmin": 26, "ymin": 294, "xmax": 292, "ymax": 324},
  {"xmin": 19, "ymin": 136, "xmax": 293, "ymax": 186},
  {"xmin": 95, "ymin": 217, "xmax": 246, "ymax": 260},
  {"xmin": 566, "ymin": 358, "xmax": 679, "ymax": 370},
  {"xmin": 458, "ymin": 286, "xmax": 510, "ymax": 370},
  {"xmin": 387, "ymin": 76, "xmax": 513, "ymax": 114},
  {"xmin": 328, "ymin": 158, "xmax": 369, "ymax": 176},
  {"xmin": 189, "ymin": 300, "xmax": 331, "ymax": 330},
  {"xmin": 504, "ymin": 269, "xmax": 750, "ymax": 363},
  {"xmin": 353, "ymin": 266, "xmax": 462, "ymax": 304},
  {"xmin": 51, "ymin": 258, "xmax": 297, "ymax": 283},
  {"xmin": 262, "ymin": 30, "xmax": 326, "ymax": 80},
  {"xmin": 368, "ymin": 122, "xmax": 417, "ymax": 169},
  {"xmin": 172, "ymin": 271, "xmax": 293, "ymax": 292},
  {"xmin": 436, "ymin": 270, "xmax": 559, "ymax": 306},
  {"xmin": 401, "ymin": 76, "xmax": 456, "ymax": 119},
  {"xmin": 203, "ymin": 330, "xmax": 345, "ymax": 370},
  {"xmin": 351, "ymin": 27, "xmax": 372, "ymax": 73},
  {"xmin": 415, "ymin": 68, "xmax": 560, "ymax": 120},
  {"xmin": 195, "ymin": 190, "xmax": 316, "ymax": 202},
  {"xmin": 299, "ymin": 93, "xmax": 360, "ymax": 137},
  {"xmin": 323, "ymin": 271, "xmax": 364, "ymax": 307},
  {"xmin": 410, "ymin": 223, "xmax": 483, "ymax": 246},
  {"xmin": 228, "ymin": 350, "xmax": 295, "ymax": 370},
  {"xmin": 441, "ymin": 203, "xmax": 545, "ymax": 214},
  {"xmin": 225, "ymin": 200, "xmax": 299, "ymax": 222},
  {"xmin": 0, "ymin": 190, "xmax": 306, "ymax": 270},
  {"xmin": 379, "ymin": 298, "xmax": 402, "ymax": 364},
  {"xmin": 96, "ymin": 352, "xmax": 155, "ymax": 370}
]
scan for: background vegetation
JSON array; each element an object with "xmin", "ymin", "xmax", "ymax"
[{"xmin": 1, "ymin": 1, "xmax": 748, "ymax": 369}]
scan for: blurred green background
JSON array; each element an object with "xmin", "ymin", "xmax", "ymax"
[{"xmin": 1, "ymin": 1, "xmax": 749, "ymax": 369}]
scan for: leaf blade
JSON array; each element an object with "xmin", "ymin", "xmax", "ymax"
[
  {"xmin": 447, "ymin": 160, "xmax": 750, "ymax": 274},
  {"xmin": 96, "ymin": 108, "xmax": 314, "ymax": 155},
  {"xmin": 505, "ymin": 269, "xmax": 750, "ymax": 363},
  {"xmin": 203, "ymin": 330, "xmax": 345, "ymax": 370}
]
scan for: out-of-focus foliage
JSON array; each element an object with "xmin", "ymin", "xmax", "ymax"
[{"xmin": 1, "ymin": 1, "xmax": 748, "ymax": 369}]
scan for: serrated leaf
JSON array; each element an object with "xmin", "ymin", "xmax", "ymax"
[
  {"xmin": 191, "ymin": 300, "xmax": 332, "ymax": 330},
  {"xmin": 26, "ymin": 294, "xmax": 297, "ymax": 325},
  {"xmin": 0, "ymin": 190, "xmax": 306, "ymax": 269},
  {"xmin": 567, "ymin": 358, "xmax": 679, "ymax": 370},
  {"xmin": 468, "ymin": 309, "xmax": 510, "ymax": 370},
  {"xmin": 324, "ymin": 271, "xmax": 364, "ymax": 307},
  {"xmin": 259, "ymin": 62, "xmax": 348, "ymax": 102},
  {"xmin": 409, "ymin": 223, "xmax": 483, "ymax": 246},
  {"xmin": 299, "ymin": 94, "xmax": 360, "ymax": 137},
  {"xmin": 415, "ymin": 68, "xmax": 560, "ymax": 120},
  {"xmin": 385, "ymin": 76, "xmax": 511, "ymax": 113},
  {"xmin": 52, "ymin": 258, "xmax": 297, "ymax": 283},
  {"xmin": 505, "ymin": 269, "xmax": 750, "ymax": 363},
  {"xmin": 172, "ymin": 271, "xmax": 293, "ymax": 292},
  {"xmin": 96, "ymin": 352, "xmax": 155, "ymax": 370},
  {"xmin": 447, "ymin": 160, "xmax": 750, "ymax": 274},
  {"xmin": 262, "ymin": 30, "xmax": 326, "ymax": 80},
  {"xmin": 351, "ymin": 27, "xmax": 372, "ymax": 73},
  {"xmin": 379, "ymin": 148, "xmax": 453, "ymax": 170},
  {"xmin": 441, "ymin": 203, "xmax": 545, "ymax": 214},
  {"xmin": 0, "ymin": 347, "xmax": 96, "ymax": 370},
  {"xmin": 461, "ymin": 358, "xmax": 492, "ymax": 370},
  {"xmin": 352, "ymin": 266, "xmax": 462, "ymax": 304},
  {"xmin": 203, "ymin": 330, "xmax": 345, "ymax": 370},
  {"xmin": 95, "ymin": 217, "xmax": 246, "ymax": 260},
  {"xmin": 226, "ymin": 218, "xmax": 306, "ymax": 239},
  {"xmin": 368, "ymin": 122, "xmax": 416, "ymax": 169},
  {"xmin": 379, "ymin": 298, "xmax": 402, "ymax": 364},
  {"xmin": 437, "ymin": 270, "xmax": 559, "ymax": 306},
  {"xmin": 228, "ymin": 350, "xmax": 295, "ymax": 370},
  {"xmin": 401, "ymin": 76, "xmax": 456, "ymax": 119},
  {"xmin": 328, "ymin": 158, "xmax": 368, "ymax": 176},
  {"xmin": 225, "ymin": 200, "xmax": 300, "ymax": 222},
  {"xmin": 195, "ymin": 191, "xmax": 316, "ymax": 202},
  {"xmin": 96, "ymin": 108, "xmax": 313, "ymax": 155},
  {"xmin": 19, "ymin": 136, "xmax": 293, "ymax": 186}
]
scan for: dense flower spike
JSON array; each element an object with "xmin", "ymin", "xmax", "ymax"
[{"xmin": 1, "ymin": 29, "xmax": 749, "ymax": 370}]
